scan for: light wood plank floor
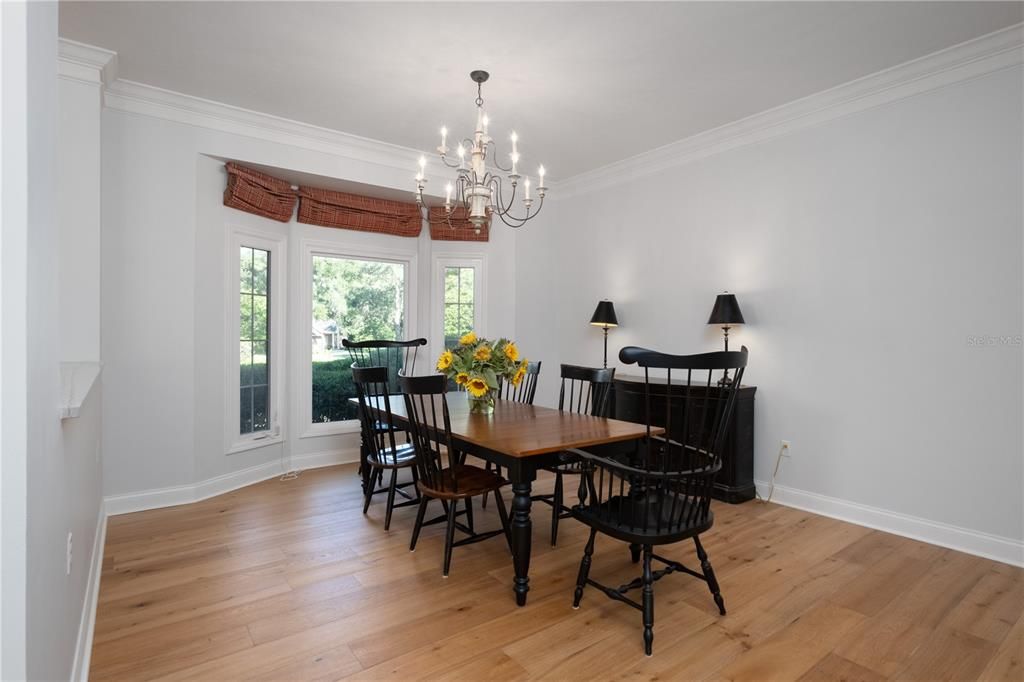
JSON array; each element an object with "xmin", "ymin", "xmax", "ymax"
[{"xmin": 91, "ymin": 463, "xmax": 1023, "ymax": 681}]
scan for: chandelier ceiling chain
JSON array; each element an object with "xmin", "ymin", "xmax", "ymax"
[{"xmin": 415, "ymin": 70, "xmax": 548, "ymax": 233}]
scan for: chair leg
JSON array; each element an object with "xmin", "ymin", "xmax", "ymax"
[
  {"xmin": 362, "ymin": 466, "xmax": 377, "ymax": 514},
  {"xmin": 695, "ymin": 536, "xmax": 726, "ymax": 615},
  {"xmin": 442, "ymin": 498, "xmax": 458, "ymax": 577},
  {"xmin": 573, "ymin": 528, "xmax": 597, "ymax": 609},
  {"xmin": 550, "ymin": 472, "xmax": 563, "ymax": 547},
  {"xmin": 492, "ymin": 488, "xmax": 513, "ymax": 556},
  {"xmin": 384, "ymin": 468, "xmax": 398, "ymax": 531},
  {"xmin": 464, "ymin": 497, "xmax": 475, "ymax": 534},
  {"xmin": 410, "ymin": 496, "xmax": 429, "ymax": 551},
  {"xmin": 630, "ymin": 543, "xmax": 641, "ymax": 564},
  {"xmin": 642, "ymin": 545, "xmax": 654, "ymax": 656},
  {"xmin": 481, "ymin": 462, "xmax": 493, "ymax": 508}
]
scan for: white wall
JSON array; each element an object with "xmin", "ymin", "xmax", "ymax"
[
  {"xmin": 101, "ymin": 100, "xmax": 517, "ymax": 502},
  {"xmin": 517, "ymin": 66, "xmax": 1023, "ymax": 554},
  {"xmin": 0, "ymin": 3, "xmax": 107, "ymax": 681}
]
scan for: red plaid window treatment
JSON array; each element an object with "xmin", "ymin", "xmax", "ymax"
[
  {"xmin": 223, "ymin": 162, "xmax": 486, "ymax": 241},
  {"xmin": 223, "ymin": 162, "xmax": 297, "ymax": 222},
  {"xmin": 297, "ymin": 186, "xmax": 422, "ymax": 237},
  {"xmin": 428, "ymin": 206, "xmax": 490, "ymax": 242}
]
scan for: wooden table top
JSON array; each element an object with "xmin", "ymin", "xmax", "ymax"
[{"xmin": 360, "ymin": 393, "xmax": 659, "ymax": 458}]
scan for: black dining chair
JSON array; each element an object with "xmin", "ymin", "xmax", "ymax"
[
  {"xmin": 482, "ymin": 361, "xmax": 542, "ymax": 508},
  {"xmin": 343, "ymin": 338, "xmax": 427, "ymax": 489},
  {"xmin": 351, "ymin": 365, "xmax": 420, "ymax": 530},
  {"xmin": 497, "ymin": 360, "xmax": 542, "ymax": 404},
  {"xmin": 569, "ymin": 345, "xmax": 748, "ymax": 656},
  {"xmin": 343, "ymin": 338, "xmax": 428, "ymax": 395},
  {"xmin": 400, "ymin": 373, "xmax": 513, "ymax": 577},
  {"xmin": 533, "ymin": 364, "xmax": 615, "ymax": 546}
]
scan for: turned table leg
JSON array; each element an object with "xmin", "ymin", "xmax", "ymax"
[{"xmin": 511, "ymin": 480, "xmax": 533, "ymax": 606}]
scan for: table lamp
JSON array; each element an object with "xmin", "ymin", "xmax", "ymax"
[
  {"xmin": 707, "ymin": 292, "xmax": 744, "ymax": 385},
  {"xmin": 589, "ymin": 300, "xmax": 619, "ymax": 368}
]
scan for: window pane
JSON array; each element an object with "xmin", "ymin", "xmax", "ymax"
[
  {"xmin": 240, "ymin": 247, "xmax": 254, "ymax": 294},
  {"xmin": 251, "ymin": 341, "xmax": 268, "ymax": 385},
  {"xmin": 252, "ymin": 385, "xmax": 269, "ymax": 432},
  {"xmin": 240, "ymin": 342, "xmax": 253, "ymax": 387},
  {"xmin": 240, "ymin": 387, "xmax": 253, "ymax": 434},
  {"xmin": 443, "ymin": 266, "xmax": 475, "ymax": 348},
  {"xmin": 240, "ymin": 295, "xmax": 254, "ymax": 341},
  {"xmin": 312, "ymin": 255, "xmax": 406, "ymax": 424},
  {"xmin": 252, "ymin": 249, "xmax": 268, "ymax": 295},
  {"xmin": 240, "ymin": 247, "xmax": 270, "ymax": 436},
  {"xmin": 252, "ymin": 295, "xmax": 268, "ymax": 341}
]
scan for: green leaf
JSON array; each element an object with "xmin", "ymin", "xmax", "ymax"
[{"xmin": 483, "ymin": 368, "xmax": 498, "ymax": 389}]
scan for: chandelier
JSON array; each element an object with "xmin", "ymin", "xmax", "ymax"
[{"xmin": 415, "ymin": 70, "xmax": 547, "ymax": 232}]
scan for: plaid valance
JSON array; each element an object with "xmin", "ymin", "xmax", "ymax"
[
  {"xmin": 223, "ymin": 162, "xmax": 298, "ymax": 222},
  {"xmin": 428, "ymin": 206, "xmax": 490, "ymax": 242},
  {"xmin": 297, "ymin": 187, "xmax": 422, "ymax": 238},
  {"xmin": 223, "ymin": 162, "xmax": 486, "ymax": 241}
]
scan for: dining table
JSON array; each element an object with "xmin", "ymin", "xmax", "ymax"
[{"xmin": 353, "ymin": 391, "xmax": 660, "ymax": 607}]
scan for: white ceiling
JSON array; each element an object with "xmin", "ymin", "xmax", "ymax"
[{"xmin": 60, "ymin": 2, "xmax": 1023, "ymax": 180}]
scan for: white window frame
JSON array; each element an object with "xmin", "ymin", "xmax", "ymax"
[
  {"xmin": 299, "ymin": 238, "xmax": 418, "ymax": 439},
  {"xmin": 225, "ymin": 226, "xmax": 287, "ymax": 454},
  {"xmin": 432, "ymin": 255, "xmax": 486, "ymax": 359}
]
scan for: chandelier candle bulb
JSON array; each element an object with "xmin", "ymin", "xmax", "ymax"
[
  {"xmin": 524, "ymin": 177, "xmax": 531, "ymax": 200},
  {"xmin": 440, "ymin": 126, "xmax": 448, "ymax": 152},
  {"xmin": 510, "ymin": 131, "xmax": 518, "ymax": 156},
  {"xmin": 445, "ymin": 182, "xmax": 453, "ymax": 207},
  {"xmin": 482, "ymin": 114, "xmax": 489, "ymax": 135},
  {"xmin": 511, "ymin": 151, "xmax": 519, "ymax": 175},
  {"xmin": 538, "ymin": 165, "xmax": 546, "ymax": 187}
]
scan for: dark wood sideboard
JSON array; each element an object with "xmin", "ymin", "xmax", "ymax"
[{"xmin": 611, "ymin": 375, "xmax": 756, "ymax": 504}]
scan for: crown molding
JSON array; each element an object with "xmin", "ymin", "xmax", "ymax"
[
  {"xmin": 554, "ymin": 23, "xmax": 1024, "ymax": 199},
  {"xmin": 102, "ymin": 78, "xmax": 423, "ymax": 174},
  {"xmin": 57, "ymin": 38, "xmax": 117, "ymax": 86}
]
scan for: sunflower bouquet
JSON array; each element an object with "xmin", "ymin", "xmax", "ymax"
[{"xmin": 436, "ymin": 331, "xmax": 528, "ymax": 414}]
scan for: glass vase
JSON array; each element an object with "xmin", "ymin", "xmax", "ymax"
[{"xmin": 467, "ymin": 390, "xmax": 496, "ymax": 415}]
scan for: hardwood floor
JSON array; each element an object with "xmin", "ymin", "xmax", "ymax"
[{"xmin": 90, "ymin": 463, "xmax": 1023, "ymax": 681}]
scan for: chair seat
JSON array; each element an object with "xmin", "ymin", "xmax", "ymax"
[
  {"xmin": 572, "ymin": 493, "xmax": 713, "ymax": 545},
  {"xmin": 418, "ymin": 464, "xmax": 507, "ymax": 499},
  {"xmin": 366, "ymin": 442, "xmax": 417, "ymax": 468}
]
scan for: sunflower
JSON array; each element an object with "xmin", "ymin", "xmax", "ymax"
[
  {"xmin": 512, "ymin": 361, "xmax": 528, "ymax": 386},
  {"xmin": 455, "ymin": 372, "xmax": 470, "ymax": 386},
  {"xmin": 467, "ymin": 376, "xmax": 489, "ymax": 397},
  {"xmin": 503, "ymin": 341, "xmax": 519, "ymax": 362},
  {"xmin": 436, "ymin": 350, "xmax": 453, "ymax": 371},
  {"xmin": 473, "ymin": 344, "xmax": 492, "ymax": 362},
  {"xmin": 459, "ymin": 331, "xmax": 477, "ymax": 346}
]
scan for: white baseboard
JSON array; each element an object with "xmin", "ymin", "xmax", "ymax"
[
  {"xmin": 71, "ymin": 503, "xmax": 107, "ymax": 682},
  {"xmin": 754, "ymin": 480, "xmax": 1024, "ymax": 568},
  {"xmin": 105, "ymin": 449, "xmax": 359, "ymax": 516}
]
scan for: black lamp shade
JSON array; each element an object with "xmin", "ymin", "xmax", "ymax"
[
  {"xmin": 707, "ymin": 293, "xmax": 744, "ymax": 326},
  {"xmin": 589, "ymin": 300, "xmax": 618, "ymax": 327}
]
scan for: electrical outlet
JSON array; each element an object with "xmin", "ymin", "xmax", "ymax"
[
  {"xmin": 781, "ymin": 440, "xmax": 792, "ymax": 457},
  {"xmin": 66, "ymin": 532, "xmax": 73, "ymax": 576}
]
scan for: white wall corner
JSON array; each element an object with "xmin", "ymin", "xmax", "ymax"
[
  {"xmin": 57, "ymin": 38, "xmax": 117, "ymax": 87},
  {"xmin": 554, "ymin": 22, "xmax": 1024, "ymax": 199},
  {"xmin": 754, "ymin": 481, "xmax": 1024, "ymax": 569},
  {"xmin": 70, "ymin": 504, "xmax": 106, "ymax": 682}
]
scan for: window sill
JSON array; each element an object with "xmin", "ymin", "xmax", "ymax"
[
  {"xmin": 227, "ymin": 432, "xmax": 284, "ymax": 455},
  {"xmin": 300, "ymin": 420, "xmax": 361, "ymax": 439}
]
